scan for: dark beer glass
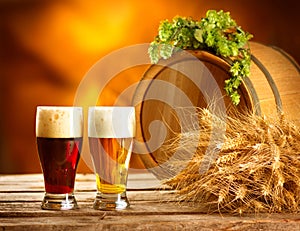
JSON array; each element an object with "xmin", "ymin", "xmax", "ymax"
[
  {"xmin": 88, "ymin": 106, "xmax": 135, "ymax": 210},
  {"xmin": 36, "ymin": 106, "xmax": 83, "ymax": 210}
]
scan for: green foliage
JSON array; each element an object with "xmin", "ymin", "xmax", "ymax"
[{"xmin": 148, "ymin": 10, "xmax": 253, "ymax": 105}]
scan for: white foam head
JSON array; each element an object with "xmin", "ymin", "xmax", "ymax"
[
  {"xmin": 88, "ymin": 106, "xmax": 136, "ymax": 138},
  {"xmin": 36, "ymin": 106, "xmax": 83, "ymax": 138}
]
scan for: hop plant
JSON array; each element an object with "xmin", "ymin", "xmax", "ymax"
[{"xmin": 148, "ymin": 10, "xmax": 253, "ymax": 105}]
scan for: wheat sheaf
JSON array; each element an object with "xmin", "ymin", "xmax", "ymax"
[{"xmin": 161, "ymin": 107, "xmax": 300, "ymax": 214}]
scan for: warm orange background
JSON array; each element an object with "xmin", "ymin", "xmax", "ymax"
[{"xmin": 0, "ymin": 0, "xmax": 299, "ymax": 173}]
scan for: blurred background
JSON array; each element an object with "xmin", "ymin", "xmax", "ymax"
[{"xmin": 0, "ymin": 0, "xmax": 299, "ymax": 173}]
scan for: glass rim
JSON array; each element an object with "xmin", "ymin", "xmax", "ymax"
[
  {"xmin": 88, "ymin": 106, "xmax": 135, "ymax": 110},
  {"xmin": 37, "ymin": 106, "xmax": 83, "ymax": 110}
]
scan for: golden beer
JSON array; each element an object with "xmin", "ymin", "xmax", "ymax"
[
  {"xmin": 88, "ymin": 106, "xmax": 135, "ymax": 210},
  {"xmin": 89, "ymin": 137, "xmax": 133, "ymax": 194}
]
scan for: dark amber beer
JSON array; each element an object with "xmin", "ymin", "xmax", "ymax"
[
  {"xmin": 36, "ymin": 106, "xmax": 83, "ymax": 210},
  {"xmin": 88, "ymin": 106, "xmax": 135, "ymax": 210},
  {"xmin": 37, "ymin": 137, "xmax": 82, "ymax": 194}
]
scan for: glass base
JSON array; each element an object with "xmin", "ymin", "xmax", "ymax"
[
  {"xmin": 93, "ymin": 192, "xmax": 130, "ymax": 210},
  {"xmin": 41, "ymin": 193, "xmax": 78, "ymax": 210}
]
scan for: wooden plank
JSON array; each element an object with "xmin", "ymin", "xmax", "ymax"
[
  {"xmin": 1, "ymin": 214, "xmax": 300, "ymax": 231},
  {"xmin": 0, "ymin": 200, "xmax": 207, "ymax": 217},
  {"xmin": 0, "ymin": 173, "xmax": 162, "ymax": 191},
  {"xmin": 1, "ymin": 174, "xmax": 300, "ymax": 230},
  {"xmin": 0, "ymin": 190, "xmax": 175, "ymax": 204}
]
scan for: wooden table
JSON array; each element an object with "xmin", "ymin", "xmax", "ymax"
[{"xmin": 1, "ymin": 173, "xmax": 300, "ymax": 230}]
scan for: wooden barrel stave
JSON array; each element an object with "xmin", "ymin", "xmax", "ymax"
[{"xmin": 249, "ymin": 42, "xmax": 300, "ymax": 124}]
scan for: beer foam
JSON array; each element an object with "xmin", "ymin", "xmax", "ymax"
[
  {"xmin": 88, "ymin": 107, "xmax": 136, "ymax": 138},
  {"xmin": 36, "ymin": 106, "xmax": 83, "ymax": 138}
]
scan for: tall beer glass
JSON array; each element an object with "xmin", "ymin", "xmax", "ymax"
[
  {"xmin": 35, "ymin": 106, "xmax": 83, "ymax": 210},
  {"xmin": 88, "ymin": 106, "xmax": 135, "ymax": 210}
]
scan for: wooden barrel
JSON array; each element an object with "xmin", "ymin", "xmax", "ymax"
[{"xmin": 131, "ymin": 42, "xmax": 300, "ymax": 177}]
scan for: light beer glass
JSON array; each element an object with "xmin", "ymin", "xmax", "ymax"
[
  {"xmin": 88, "ymin": 106, "xmax": 135, "ymax": 210},
  {"xmin": 35, "ymin": 106, "xmax": 83, "ymax": 210}
]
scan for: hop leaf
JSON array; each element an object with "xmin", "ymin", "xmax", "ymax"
[
  {"xmin": 148, "ymin": 42, "xmax": 160, "ymax": 64},
  {"xmin": 194, "ymin": 29, "xmax": 203, "ymax": 43},
  {"xmin": 230, "ymin": 91, "xmax": 241, "ymax": 105},
  {"xmin": 160, "ymin": 43, "xmax": 174, "ymax": 59}
]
